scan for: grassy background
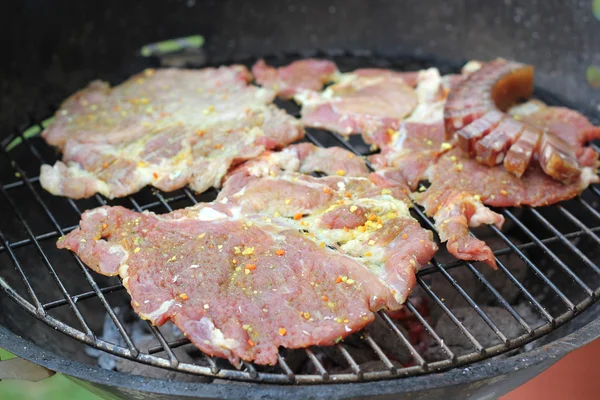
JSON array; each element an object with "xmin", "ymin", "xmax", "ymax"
[{"xmin": 0, "ymin": 348, "xmax": 101, "ymax": 400}]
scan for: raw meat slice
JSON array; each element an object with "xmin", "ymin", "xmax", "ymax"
[
  {"xmin": 296, "ymin": 70, "xmax": 419, "ymax": 146},
  {"xmin": 370, "ymin": 122, "xmax": 446, "ymax": 190},
  {"xmin": 57, "ymin": 205, "xmax": 397, "ymax": 366},
  {"xmin": 372, "ymin": 63, "xmax": 600, "ymax": 268},
  {"xmin": 412, "ymin": 147, "xmax": 599, "ymax": 266},
  {"xmin": 42, "ymin": 66, "xmax": 252, "ymax": 149},
  {"xmin": 58, "ymin": 167, "xmax": 437, "ymax": 366},
  {"xmin": 352, "ymin": 69, "xmax": 420, "ymax": 87},
  {"xmin": 420, "ymin": 191, "xmax": 504, "ymax": 268},
  {"xmin": 369, "ymin": 68, "xmax": 452, "ymax": 188},
  {"xmin": 252, "ymin": 59, "xmax": 338, "ymax": 98},
  {"xmin": 40, "ymin": 67, "xmax": 304, "ymax": 199},
  {"xmin": 276, "ymin": 143, "xmax": 370, "ymax": 177}
]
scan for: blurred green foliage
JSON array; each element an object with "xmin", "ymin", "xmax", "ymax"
[{"xmin": 0, "ymin": 348, "xmax": 101, "ymax": 400}]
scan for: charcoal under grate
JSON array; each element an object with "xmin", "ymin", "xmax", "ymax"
[{"xmin": 1, "ymin": 51, "xmax": 599, "ymax": 384}]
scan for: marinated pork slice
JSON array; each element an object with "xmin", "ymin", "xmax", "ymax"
[
  {"xmin": 352, "ymin": 69, "xmax": 420, "ymax": 87},
  {"xmin": 253, "ymin": 142, "xmax": 370, "ymax": 178},
  {"xmin": 40, "ymin": 67, "xmax": 304, "ymax": 199},
  {"xmin": 58, "ymin": 168, "xmax": 437, "ymax": 366},
  {"xmin": 252, "ymin": 59, "xmax": 339, "ymax": 98},
  {"xmin": 296, "ymin": 69, "xmax": 420, "ymax": 146},
  {"xmin": 371, "ymin": 64, "xmax": 600, "ymax": 268},
  {"xmin": 412, "ymin": 147, "xmax": 599, "ymax": 267},
  {"xmin": 58, "ymin": 205, "xmax": 398, "ymax": 366},
  {"xmin": 370, "ymin": 68, "xmax": 454, "ymax": 189}
]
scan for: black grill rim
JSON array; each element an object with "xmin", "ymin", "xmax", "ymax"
[
  {"xmin": 1, "ymin": 319, "xmax": 599, "ymax": 398},
  {"xmin": 1, "ymin": 50, "xmax": 600, "ymax": 386}
]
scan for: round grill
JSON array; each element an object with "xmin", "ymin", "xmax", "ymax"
[{"xmin": 1, "ymin": 51, "xmax": 599, "ymax": 384}]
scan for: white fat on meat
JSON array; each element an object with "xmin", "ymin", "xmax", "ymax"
[
  {"xmin": 297, "ymin": 195, "xmax": 412, "ymax": 297},
  {"xmin": 404, "ymin": 68, "xmax": 445, "ymax": 124},
  {"xmin": 194, "ymin": 207, "xmax": 229, "ymax": 222},
  {"xmin": 581, "ymin": 167, "xmax": 600, "ymax": 188},
  {"xmin": 461, "ymin": 60, "xmax": 483, "ymax": 74},
  {"xmin": 468, "ymin": 198, "xmax": 505, "ymax": 228},
  {"xmin": 141, "ymin": 299, "xmax": 177, "ymax": 322},
  {"xmin": 190, "ymin": 317, "xmax": 238, "ymax": 350},
  {"xmin": 86, "ymin": 207, "xmax": 109, "ymax": 217}
]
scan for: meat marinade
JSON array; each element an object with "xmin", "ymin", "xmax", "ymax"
[
  {"xmin": 40, "ymin": 66, "xmax": 303, "ymax": 199},
  {"xmin": 52, "ymin": 57, "xmax": 600, "ymax": 367},
  {"xmin": 58, "ymin": 144, "xmax": 437, "ymax": 366},
  {"xmin": 369, "ymin": 61, "xmax": 600, "ymax": 268}
]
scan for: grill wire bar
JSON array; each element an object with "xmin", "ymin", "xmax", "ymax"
[{"xmin": 0, "ymin": 51, "xmax": 599, "ymax": 384}]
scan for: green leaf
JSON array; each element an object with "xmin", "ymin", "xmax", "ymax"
[
  {"xmin": 4, "ymin": 137, "xmax": 22, "ymax": 152},
  {"xmin": 5, "ymin": 125, "xmax": 41, "ymax": 152},
  {"xmin": 41, "ymin": 117, "xmax": 55, "ymax": 128},
  {"xmin": 140, "ymin": 35, "xmax": 205, "ymax": 57},
  {"xmin": 586, "ymin": 65, "xmax": 600, "ymax": 88},
  {"xmin": 23, "ymin": 125, "xmax": 41, "ymax": 139}
]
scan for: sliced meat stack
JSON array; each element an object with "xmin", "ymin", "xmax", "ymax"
[
  {"xmin": 57, "ymin": 144, "xmax": 437, "ymax": 366},
  {"xmin": 444, "ymin": 58, "xmax": 597, "ymax": 184},
  {"xmin": 371, "ymin": 63, "xmax": 600, "ymax": 268},
  {"xmin": 40, "ymin": 66, "xmax": 303, "ymax": 199}
]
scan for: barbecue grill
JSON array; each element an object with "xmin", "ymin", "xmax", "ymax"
[{"xmin": 1, "ymin": 1, "xmax": 600, "ymax": 399}]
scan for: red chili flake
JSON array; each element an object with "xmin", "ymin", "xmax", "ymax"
[
  {"xmin": 275, "ymin": 249, "xmax": 286, "ymax": 256},
  {"xmin": 248, "ymin": 339, "xmax": 255, "ymax": 347},
  {"xmin": 323, "ymin": 187, "xmax": 332, "ymax": 194},
  {"xmin": 214, "ymin": 143, "xmax": 223, "ymax": 149},
  {"xmin": 278, "ymin": 328, "xmax": 287, "ymax": 336},
  {"xmin": 402, "ymin": 233, "xmax": 408, "ymax": 239},
  {"xmin": 246, "ymin": 264, "xmax": 256, "ymax": 271},
  {"xmin": 335, "ymin": 277, "xmax": 343, "ymax": 284},
  {"xmin": 322, "ymin": 295, "xmax": 328, "ymax": 301},
  {"xmin": 153, "ymin": 172, "xmax": 158, "ymax": 180},
  {"xmin": 102, "ymin": 162, "xmax": 109, "ymax": 169},
  {"xmin": 293, "ymin": 213, "xmax": 303, "ymax": 220}
]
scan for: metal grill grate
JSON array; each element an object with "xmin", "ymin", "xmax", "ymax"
[{"xmin": 1, "ymin": 51, "xmax": 600, "ymax": 384}]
